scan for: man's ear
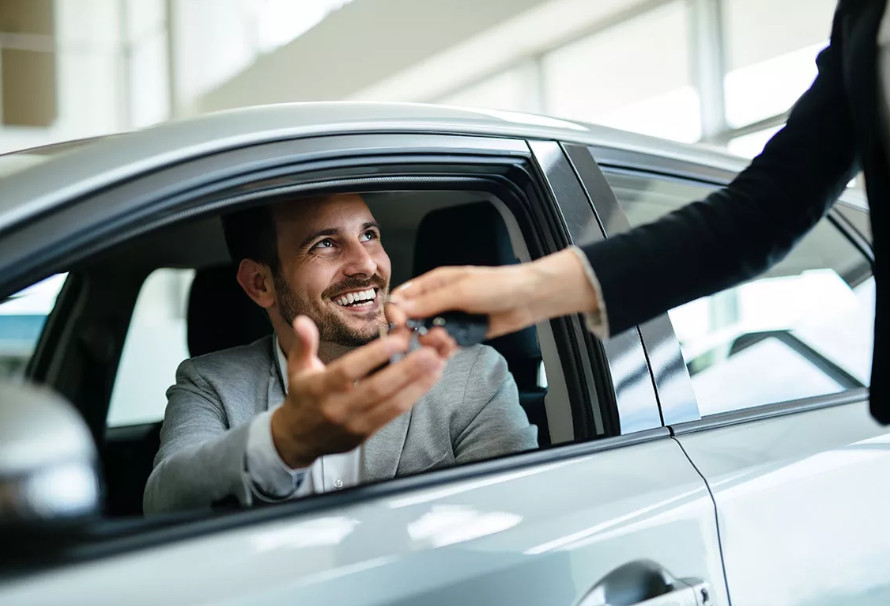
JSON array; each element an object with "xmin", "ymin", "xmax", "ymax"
[{"xmin": 236, "ymin": 259, "xmax": 276, "ymax": 309}]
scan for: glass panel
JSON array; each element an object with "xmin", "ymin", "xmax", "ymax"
[
  {"xmin": 838, "ymin": 204, "xmax": 872, "ymax": 242},
  {"xmin": 107, "ymin": 268, "xmax": 194, "ymax": 427},
  {"xmin": 722, "ymin": 0, "xmax": 836, "ymax": 127},
  {"xmin": 542, "ymin": 1, "xmax": 700, "ymax": 142},
  {"xmin": 604, "ymin": 170, "xmax": 874, "ymax": 416},
  {"xmin": 0, "ymin": 274, "xmax": 67, "ymax": 378}
]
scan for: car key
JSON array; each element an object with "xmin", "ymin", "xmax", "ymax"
[
  {"xmin": 405, "ymin": 311, "xmax": 489, "ymax": 347},
  {"xmin": 379, "ymin": 310, "xmax": 489, "ymax": 368}
]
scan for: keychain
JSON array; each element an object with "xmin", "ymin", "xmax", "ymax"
[{"xmin": 380, "ymin": 310, "xmax": 489, "ymax": 364}]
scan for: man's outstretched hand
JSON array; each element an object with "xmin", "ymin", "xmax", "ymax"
[{"xmin": 270, "ymin": 315, "xmax": 455, "ymax": 469}]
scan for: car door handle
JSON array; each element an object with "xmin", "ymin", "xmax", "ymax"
[{"xmin": 577, "ymin": 559, "xmax": 712, "ymax": 606}]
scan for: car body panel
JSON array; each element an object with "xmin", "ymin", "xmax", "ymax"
[
  {"xmin": 0, "ymin": 435, "xmax": 727, "ymax": 606},
  {"xmin": 673, "ymin": 399, "xmax": 890, "ymax": 606}
]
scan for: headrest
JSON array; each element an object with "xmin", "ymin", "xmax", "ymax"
[
  {"xmin": 187, "ymin": 265, "xmax": 272, "ymax": 357},
  {"xmin": 413, "ymin": 202, "xmax": 541, "ymax": 364}
]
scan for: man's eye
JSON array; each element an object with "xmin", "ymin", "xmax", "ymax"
[
  {"xmin": 313, "ymin": 238, "xmax": 334, "ymax": 250},
  {"xmin": 360, "ymin": 231, "xmax": 378, "ymax": 242}
]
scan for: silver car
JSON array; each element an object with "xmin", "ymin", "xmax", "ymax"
[{"xmin": 0, "ymin": 103, "xmax": 886, "ymax": 606}]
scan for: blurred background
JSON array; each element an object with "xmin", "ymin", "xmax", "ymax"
[{"xmin": 0, "ymin": 0, "xmax": 835, "ymax": 157}]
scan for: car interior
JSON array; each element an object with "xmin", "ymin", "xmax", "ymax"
[{"xmin": 23, "ymin": 188, "xmax": 579, "ymax": 519}]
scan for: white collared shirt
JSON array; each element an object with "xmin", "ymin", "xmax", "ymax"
[{"xmin": 244, "ymin": 336, "xmax": 361, "ymax": 500}]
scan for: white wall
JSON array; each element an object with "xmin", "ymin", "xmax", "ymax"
[
  {"xmin": 0, "ymin": 0, "xmax": 169, "ymax": 153},
  {"xmin": 192, "ymin": 0, "xmax": 552, "ymax": 114}
]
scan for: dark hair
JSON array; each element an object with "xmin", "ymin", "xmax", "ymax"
[{"xmin": 221, "ymin": 204, "xmax": 280, "ymax": 271}]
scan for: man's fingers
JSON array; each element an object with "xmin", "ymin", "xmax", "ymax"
[
  {"xmin": 288, "ymin": 315, "xmax": 322, "ymax": 374},
  {"xmin": 346, "ymin": 348, "xmax": 445, "ymax": 433},
  {"xmin": 322, "ymin": 331, "xmax": 411, "ymax": 391},
  {"xmin": 384, "ymin": 297, "xmax": 408, "ymax": 328},
  {"xmin": 417, "ymin": 327, "xmax": 457, "ymax": 359},
  {"xmin": 347, "ymin": 346, "xmax": 444, "ymax": 411},
  {"xmin": 356, "ymin": 363, "xmax": 444, "ymax": 434}
]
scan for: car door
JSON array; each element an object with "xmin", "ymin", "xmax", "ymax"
[
  {"xmin": 1, "ymin": 126, "xmax": 725, "ymax": 605},
  {"xmin": 566, "ymin": 141, "xmax": 890, "ymax": 606}
]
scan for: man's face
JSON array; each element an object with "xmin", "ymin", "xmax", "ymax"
[{"xmin": 271, "ymin": 194, "xmax": 391, "ymax": 347}]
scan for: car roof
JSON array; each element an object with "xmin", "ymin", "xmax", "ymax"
[{"xmin": 0, "ymin": 101, "xmax": 752, "ymax": 232}]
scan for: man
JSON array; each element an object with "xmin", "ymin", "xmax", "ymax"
[
  {"xmin": 143, "ymin": 193, "xmax": 537, "ymax": 514},
  {"xmin": 389, "ymin": 0, "xmax": 890, "ymax": 425}
]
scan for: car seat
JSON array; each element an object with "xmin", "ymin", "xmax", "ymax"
[
  {"xmin": 187, "ymin": 265, "xmax": 272, "ymax": 357},
  {"xmin": 413, "ymin": 201, "xmax": 550, "ymax": 446}
]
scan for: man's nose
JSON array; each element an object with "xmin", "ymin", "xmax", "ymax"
[{"xmin": 342, "ymin": 241, "xmax": 377, "ymax": 277}]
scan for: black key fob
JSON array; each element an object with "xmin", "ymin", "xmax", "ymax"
[{"xmin": 408, "ymin": 311, "xmax": 489, "ymax": 347}]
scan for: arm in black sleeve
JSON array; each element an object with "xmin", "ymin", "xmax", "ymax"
[{"xmin": 583, "ymin": 13, "xmax": 859, "ymax": 335}]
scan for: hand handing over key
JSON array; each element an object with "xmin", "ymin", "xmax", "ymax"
[{"xmin": 387, "ymin": 249, "xmax": 600, "ymax": 339}]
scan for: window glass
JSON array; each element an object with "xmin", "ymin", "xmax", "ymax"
[
  {"xmin": 0, "ymin": 274, "xmax": 66, "ymax": 378},
  {"xmin": 722, "ymin": 0, "xmax": 835, "ymax": 127},
  {"xmin": 837, "ymin": 204, "xmax": 872, "ymax": 243},
  {"xmin": 107, "ymin": 268, "xmax": 194, "ymax": 427},
  {"xmin": 604, "ymin": 170, "xmax": 874, "ymax": 416},
  {"xmin": 542, "ymin": 0, "xmax": 700, "ymax": 143}
]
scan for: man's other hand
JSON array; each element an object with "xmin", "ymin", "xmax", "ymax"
[{"xmin": 270, "ymin": 315, "xmax": 448, "ymax": 469}]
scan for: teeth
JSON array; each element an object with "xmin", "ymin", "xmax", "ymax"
[{"xmin": 334, "ymin": 288, "xmax": 377, "ymax": 307}]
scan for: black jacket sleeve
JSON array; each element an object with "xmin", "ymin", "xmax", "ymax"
[{"xmin": 582, "ymin": 8, "xmax": 859, "ymax": 335}]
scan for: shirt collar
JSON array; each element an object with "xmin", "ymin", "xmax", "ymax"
[{"xmin": 273, "ymin": 334, "xmax": 289, "ymax": 394}]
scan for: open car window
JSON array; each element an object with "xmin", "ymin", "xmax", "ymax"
[{"xmin": 30, "ymin": 184, "xmax": 594, "ymax": 521}]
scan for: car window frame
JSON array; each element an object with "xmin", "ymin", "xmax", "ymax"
[
  {"xmin": 565, "ymin": 141, "xmax": 874, "ymax": 427},
  {"xmin": 534, "ymin": 140, "xmax": 663, "ymax": 434}
]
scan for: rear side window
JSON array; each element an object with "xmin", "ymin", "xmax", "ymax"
[
  {"xmin": 0, "ymin": 274, "xmax": 66, "ymax": 379},
  {"xmin": 107, "ymin": 268, "xmax": 195, "ymax": 427},
  {"xmin": 604, "ymin": 171, "xmax": 874, "ymax": 416}
]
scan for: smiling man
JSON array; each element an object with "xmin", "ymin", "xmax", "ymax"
[{"xmin": 143, "ymin": 193, "xmax": 537, "ymax": 514}]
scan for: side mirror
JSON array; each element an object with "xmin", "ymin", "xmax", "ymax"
[{"xmin": 0, "ymin": 381, "xmax": 100, "ymax": 525}]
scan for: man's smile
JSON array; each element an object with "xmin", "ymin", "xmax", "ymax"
[{"xmin": 331, "ymin": 287, "xmax": 380, "ymax": 312}]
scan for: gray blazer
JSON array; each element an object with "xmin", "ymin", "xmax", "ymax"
[{"xmin": 144, "ymin": 336, "xmax": 537, "ymax": 514}]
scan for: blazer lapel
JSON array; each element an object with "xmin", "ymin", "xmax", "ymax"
[{"xmin": 361, "ymin": 409, "xmax": 411, "ymax": 482}]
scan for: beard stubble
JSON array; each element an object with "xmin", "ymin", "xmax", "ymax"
[{"xmin": 273, "ymin": 270, "xmax": 386, "ymax": 347}]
